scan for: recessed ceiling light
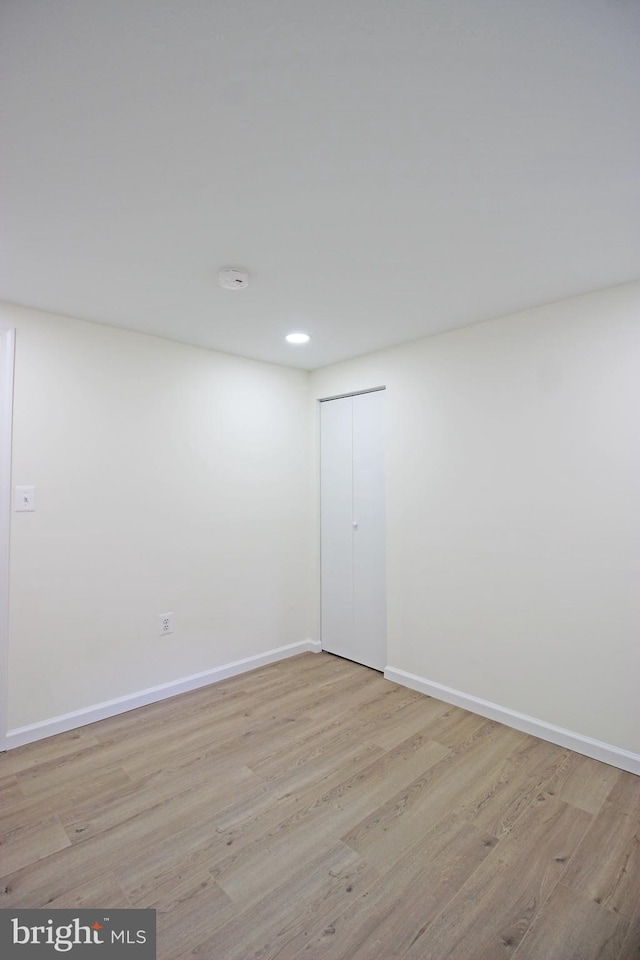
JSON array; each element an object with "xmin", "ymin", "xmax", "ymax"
[{"xmin": 285, "ymin": 332, "xmax": 311, "ymax": 344}]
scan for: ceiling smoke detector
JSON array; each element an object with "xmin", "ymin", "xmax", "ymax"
[{"xmin": 218, "ymin": 266, "xmax": 249, "ymax": 290}]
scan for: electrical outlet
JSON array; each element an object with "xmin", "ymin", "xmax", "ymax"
[{"xmin": 159, "ymin": 612, "xmax": 173, "ymax": 636}]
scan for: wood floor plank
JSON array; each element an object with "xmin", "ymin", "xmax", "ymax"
[
  {"xmin": 0, "ymin": 770, "xmax": 135, "ymax": 836},
  {"xmin": 301, "ymin": 680, "xmax": 429, "ymax": 744},
  {"xmin": 562, "ymin": 800, "xmax": 640, "ymax": 919},
  {"xmin": 212, "ymin": 733, "xmax": 450, "ymax": 906},
  {"xmin": 424, "ymin": 704, "xmax": 501, "ymax": 748},
  {"xmin": 512, "ymin": 882, "xmax": 628, "ymax": 960},
  {"xmin": 289, "ymin": 818, "xmax": 497, "ymax": 960},
  {"xmin": 351, "ymin": 693, "xmax": 451, "ymax": 750},
  {"xmin": 0, "ymin": 776, "xmax": 24, "ymax": 813},
  {"xmin": 114, "ymin": 741, "xmax": 384, "ymax": 907},
  {"xmin": 242, "ymin": 675, "xmax": 406, "ymax": 782},
  {"xmin": 38, "ymin": 871, "xmax": 133, "ymax": 910},
  {"xmin": 0, "ymin": 729, "xmax": 101, "ymax": 777},
  {"xmin": 116, "ymin": 709, "xmax": 319, "ymax": 784},
  {"xmin": 177, "ymin": 842, "xmax": 378, "ymax": 960},
  {"xmin": 303, "ymin": 669, "xmax": 391, "ymax": 723},
  {"xmin": 1, "ymin": 763, "xmax": 269, "ymax": 908},
  {"xmin": 248, "ymin": 725, "xmax": 386, "ymax": 799},
  {"xmin": 0, "ymin": 815, "xmax": 72, "ymax": 876},
  {"xmin": 59, "ymin": 762, "xmax": 261, "ymax": 845},
  {"xmin": 342, "ymin": 722, "xmax": 525, "ymax": 871},
  {"xmin": 555, "ymin": 755, "xmax": 624, "ymax": 815},
  {"xmin": 243, "ymin": 711, "xmax": 378, "ymax": 780},
  {"xmin": 399, "ymin": 796, "xmax": 592, "ymax": 960},
  {"xmin": 149, "ymin": 870, "xmax": 235, "ymax": 960},
  {"xmin": 456, "ymin": 735, "xmax": 574, "ymax": 839},
  {"xmin": 15, "ymin": 746, "xmax": 134, "ymax": 799},
  {"xmin": 606, "ymin": 774, "xmax": 640, "ymax": 819},
  {"xmin": 617, "ymin": 894, "xmax": 640, "ymax": 960}
]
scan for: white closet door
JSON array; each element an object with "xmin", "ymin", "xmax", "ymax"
[
  {"xmin": 320, "ymin": 390, "xmax": 386, "ymax": 671},
  {"xmin": 352, "ymin": 390, "xmax": 386, "ymax": 670},
  {"xmin": 320, "ymin": 395, "xmax": 354, "ymax": 660}
]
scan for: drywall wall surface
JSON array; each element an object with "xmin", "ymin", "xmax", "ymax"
[
  {"xmin": 3, "ymin": 303, "xmax": 312, "ymax": 728},
  {"xmin": 311, "ymin": 282, "xmax": 640, "ymax": 754}
]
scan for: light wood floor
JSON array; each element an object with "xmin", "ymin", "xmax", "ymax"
[{"xmin": 1, "ymin": 652, "xmax": 638, "ymax": 959}]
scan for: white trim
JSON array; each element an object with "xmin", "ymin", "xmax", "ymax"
[
  {"xmin": 384, "ymin": 666, "xmax": 640, "ymax": 776},
  {"xmin": 318, "ymin": 386, "xmax": 386, "ymax": 403},
  {"xmin": 0, "ymin": 328, "xmax": 15, "ymax": 752},
  {"xmin": 4, "ymin": 638, "xmax": 321, "ymax": 750}
]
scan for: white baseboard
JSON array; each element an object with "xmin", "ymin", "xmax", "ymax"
[
  {"xmin": 3, "ymin": 639, "xmax": 322, "ymax": 751},
  {"xmin": 384, "ymin": 666, "xmax": 640, "ymax": 776}
]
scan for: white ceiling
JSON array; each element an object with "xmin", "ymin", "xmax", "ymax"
[{"xmin": 1, "ymin": 0, "xmax": 639, "ymax": 370}]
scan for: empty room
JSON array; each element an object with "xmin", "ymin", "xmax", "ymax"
[{"xmin": 0, "ymin": 2, "xmax": 639, "ymax": 959}]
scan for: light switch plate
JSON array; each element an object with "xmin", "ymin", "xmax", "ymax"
[{"xmin": 15, "ymin": 485, "xmax": 36, "ymax": 511}]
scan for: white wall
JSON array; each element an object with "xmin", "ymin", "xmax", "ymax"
[
  {"xmin": 311, "ymin": 282, "xmax": 640, "ymax": 758},
  {"xmin": 3, "ymin": 284, "xmax": 639, "ymax": 766},
  {"xmin": 2, "ymin": 303, "xmax": 312, "ymax": 733}
]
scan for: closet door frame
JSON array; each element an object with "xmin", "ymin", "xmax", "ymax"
[{"xmin": 319, "ymin": 386, "xmax": 386, "ymax": 671}]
